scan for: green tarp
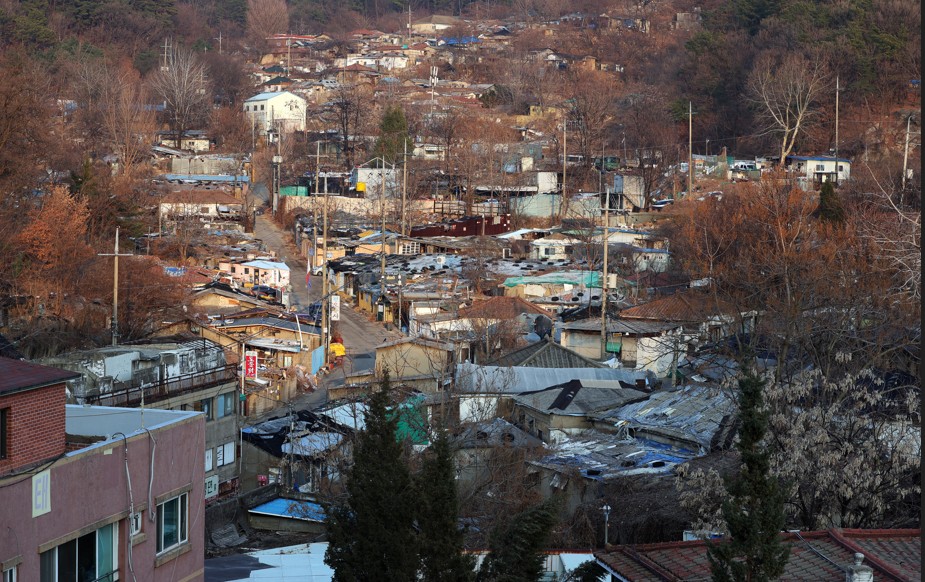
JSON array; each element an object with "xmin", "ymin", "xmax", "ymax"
[{"xmin": 502, "ymin": 271, "xmax": 601, "ymax": 288}]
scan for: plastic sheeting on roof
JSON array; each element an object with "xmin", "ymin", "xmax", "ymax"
[{"xmin": 502, "ymin": 271, "xmax": 601, "ymax": 288}]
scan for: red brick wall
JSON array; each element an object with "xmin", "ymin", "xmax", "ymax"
[{"xmin": 0, "ymin": 384, "xmax": 67, "ymax": 476}]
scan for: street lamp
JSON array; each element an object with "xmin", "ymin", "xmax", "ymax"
[{"xmin": 601, "ymin": 503, "xmax": 612, "ymax": 547}]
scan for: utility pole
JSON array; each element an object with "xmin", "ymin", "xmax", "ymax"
[
  {"xmin": 833, "ymin": 75, "xmax": 842, "ymax": 184},
  {"xmin": 901, "ymin": 114, "xmax": 912, "ymax": 191},
  {"xmin": 600, "ymin": 188, "xmax": 610, "ymax": 361},
  {"xmin": 379, "ymin": 160, "xmax": 387, "ymax": 323},
  {"xmin": 402, "ymin": 140, "xmax": 408, "ymax": 237},
  {"xmin": 688, "ymin": 101, "xmax": 693, "ymax": 196},
  {"xmin": 561, "ymin": 121, "xmax": 567, "ymax": 220},
  {"xmin": 98, "ymin": 227, "xmax": 133, "ymax": 346}
]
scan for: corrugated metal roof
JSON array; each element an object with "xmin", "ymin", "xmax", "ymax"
[
  {"xmin": 455, "ymin": 363, "xmax": 648, "ymax": 394},
  {"xmin": 513, "ymin": 381, "xmax": 648, "ymax": 415}
]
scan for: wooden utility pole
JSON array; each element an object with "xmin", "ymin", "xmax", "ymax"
[
  {"xmin": 98, "ymin": 227, "xmax": 133, "ymax": 346},
  {"xmin": 600, "ymin": 188, "xmax": 610, "ymax": 361},
  {"xmin": 402, "ymin": 140, "xmax": 408, "ymax": 237},
  {"xmin": 560, "ymin": 121, "xmax": 567, "ymax": 220},
  {"xmin": 380, "ymin": 161, "xmax": 387, "ymax": 322},
  {"xmin": 834, "ymin": 75, "xmax": 840, "ymax": 183},
  {"xmin": 901, "ymin": 114, "xmax": 912, "ymax": 191},
  {"xmin": 688, "ymin": 101, "xmax": 693, "ymax": 196}
]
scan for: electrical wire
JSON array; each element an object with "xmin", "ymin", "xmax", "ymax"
[{"xmin": 113, "ymin": 432, "xmax": 138, "ymax": 582}]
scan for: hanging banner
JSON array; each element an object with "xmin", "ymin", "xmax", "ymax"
[
  {"xmin": 244, "ymin": 350, "xmax": 258, "ymax": 378},
  {"xmin": 330, "ymin": 295, "xmax": 341, "ymax": 321}
]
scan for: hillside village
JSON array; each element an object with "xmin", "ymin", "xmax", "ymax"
[{"xmin": 0, "ymin": 1, "xmax": 921, "ymax": 581}]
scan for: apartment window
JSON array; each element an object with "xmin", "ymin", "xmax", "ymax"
[
  {"xmin": 244, "ymin": 268, "xmax": 250, "ymax": 274},
  {"xmin": 260, "ymin": 104, "xmax": 265, "ymax": 111},
  {"xmin": 3, "ymin": 566, "xmax": 16, "ymax": 582},
  {"xmin": 205, "ymin": 448, "xmax": 213, "ymax": 472},
  {"xmin": 815, "ymin": 164, "xmax": 825, "ymax": 171},
  {"xmin": 215, "ymin": 442, "xmax": 235, "ymax": 467},
  {"xmin": 0, "ymin": 407, "xmax": 8, "ymax": 459},
  {"xmin": 39, "ymin": 523, "xmax": 117, "ymax": 582},
  {"xmin": 215, "ymin": 393, "xmax": 235, "ymax": 419},
  {"xmin": 156, "ymin": 492, "xmax": 189, "ymax": 555},
  {"xmin": 130, "ymin": 511, "xmax": 143, "ymax": 537},
  {"xmin": 544, "ymin": 247, "xmax": 555, "ymax": 256},
  {"xmin": 194, "ymin": 398, "xmax": 213, "ymax": 421}
]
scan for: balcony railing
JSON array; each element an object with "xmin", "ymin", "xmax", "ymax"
[{"xmin": 85, "ymin": 364, "xmax": 238, "ymax": 407}]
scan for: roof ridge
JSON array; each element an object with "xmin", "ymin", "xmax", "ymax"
[
  {"xmin": 828, "ymin": 528, "xmax": 912, "ymax": 581},
  {"xmin": 622, "ymin": 546, "xmax": 681, "ymax": 581}
]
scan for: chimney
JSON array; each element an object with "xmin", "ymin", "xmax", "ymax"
[{"xmin": 845, "ymin": 553, "xmax": 873, "ymax": 582}]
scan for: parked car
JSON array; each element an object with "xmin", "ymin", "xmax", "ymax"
[
  {"xmin": 650, "ymin": 199, "xmax": 675, "ymax": 210},
  {"xmin": 250, "ymin": 285, "xmax": 279, "ymax": 301}
]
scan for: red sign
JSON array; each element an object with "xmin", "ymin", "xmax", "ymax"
[{"xmin": 244, "ymin": 351, "xmax": 258, "ymax": 378}]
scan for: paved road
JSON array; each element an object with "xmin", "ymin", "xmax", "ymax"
[{"xmin": 251, "ymin": 207, "xmax": 401, "ymax": 388}]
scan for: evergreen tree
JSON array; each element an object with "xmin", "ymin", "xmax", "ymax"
[
  {"xmin": 372, "ymin": 105, "xmax": 410, "ymax": 164},
  {"xmin": 416, "ymin": 430, "xmax": 475, "ymax": 582},
  {"xmin": 707, "ymin": 372, "xmax": 789, "ymax": 582},
  {"xmin": 477, "ymin": 499, "xmax": 558, "ymax": 582},
  {"xmin": 324, "ymin": 374, "xmax": 418, "ymax": 581},
  {"xmin": 816, "ymin": 181, "xmax": 845, "ymax": 224}
]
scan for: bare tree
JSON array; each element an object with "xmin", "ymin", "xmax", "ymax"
[
  {"xmin": 246, "ymin": 0, "xmax": 289, "ymax": 53},
  {"xmin": 747, "ymin": 53, "xmax": 829, "ymax": 164},
  {"xmin": 149, "ymin": 46, "xmax": 211, "ymax": 149},
  {"xmin": 103, "ymin": 70, "xmax": 157, "ymax": 176},
  {"xmin": 325, "ymin": 83, "xmax": 372, "ymax": 171}
]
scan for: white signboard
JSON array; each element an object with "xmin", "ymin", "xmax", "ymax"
[
  {"xmin": 205, "ymin": 475, "xmax": 219, "ymax": 499},
  {"xmin": 32, "ymin": 469, "xmax": 51, "ymax": 517},
  {"xmin": 330, "ymin": 295, "xmax": 340, "ymax": 321}
]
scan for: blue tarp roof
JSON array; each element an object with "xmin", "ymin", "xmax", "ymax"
[{"xmin": 249, "ymin": 498, "xmax": 326, "ymax": 522}]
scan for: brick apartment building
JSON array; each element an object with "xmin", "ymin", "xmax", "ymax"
[{"xmin": 0, "ymin": 357, "xmax": 205, "ymax": 581}]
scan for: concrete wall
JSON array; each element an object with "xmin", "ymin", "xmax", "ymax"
[
  {"xmin": 0, "ymin": 411, "xmax": 205, "ymax": 581},
  {"xmin": 376, "ymin": 343, "xmax": 450, "ymax": 386}
]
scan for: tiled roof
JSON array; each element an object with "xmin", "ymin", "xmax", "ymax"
[
  {"xmin": 0, "ymin": 357, "xmax": 81, "ymax": 396},
  {"xmin": 459, "ymin": 296, "xmax": 551, "ymax": 320},
  {"xmin": 596, "ymin": 529, "xmax": 921, "ymax": 581},
  {"xmin": 618, "ymin": 290, "xmax": 735, "ymax": 322},
  {"xmin": 488, "ymin": 340, "xmax": 605, "ymax": 369}
]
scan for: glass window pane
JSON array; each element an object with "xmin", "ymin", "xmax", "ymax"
[
  {"xmin": 77, "ymin": 531, "xmax": 95, "ymax": 582},
  {"xmin": 40, "ymin": 550, "xmax": 55, "ymax": 582},
  {"xmin": 97, "ymin": 524, "xmax": 113, "ymax": 581},
  {"xmin": 180, "ymin": 493, "xmax": 188, "ymax": 543},
  {"xmin": 162, "ymin": 498, "xmax": 179, "ymax": 549},
  {"xmin": 58, "ymin": 539, "xmax": 76, "ymax": 582}
]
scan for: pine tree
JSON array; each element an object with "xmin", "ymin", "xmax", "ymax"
[
  {"xmin": 373, "ymin": 105, "xmax": 410, "ymax": 164},
  {"xmin": 816, "ymin": 181, "xmax": 845, "ymax": 224},
  {"xmin": 476, "ymin": 499, "xmax": 558, "ymax": 582},
  {"xmin": 416, "ymin": 430, "xmax": 475, "ymax": 582},
  {"xmin": 707, "ymin": 372, "xmax": 789, "ymax": 582},
  {"xmin": 324, "ymin": 374, "xmax": 419, "ymax": 581}
]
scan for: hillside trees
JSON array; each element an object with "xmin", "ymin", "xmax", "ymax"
[
  {"xmin": 666, "ymin": 176, "xmax": 921, "ymax": 531},
  {"xmin": 747, "ymin": 53, "xmax": 829, "ymax": 164},
  {"xmin": 149, "ymin": 46, "xmax": 212, "ymax": 147},
  {"xmin": 246, "ymin": 0, "xmax": 289, "ymax": 52}
]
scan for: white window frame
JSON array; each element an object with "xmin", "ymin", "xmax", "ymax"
[
  {"xmin": 39, "ymin": 522, "xmax": 119, "ymax": 582},
  {"xmin": 216, "ymin": 442, "xmax": 235, "ymax": 467},
  {"xmin": 205, "ymin": 448, "xmax": 213, "ymax": 472},
  {"xmin": 130, "ymin": 512, "xmax": 143, "ymax": 537},
  {"xmin": 156, "ymin": 492, "xmax": 189, "ymax": 555},
  {"xmin": 2, "ymin": 566, "xmax": 16, "ymax": 582}
]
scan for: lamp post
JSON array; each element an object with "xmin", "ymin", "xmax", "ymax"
[{"xmin": 602, "ymin": 503, "xmax": 612, "ymax": 547}]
